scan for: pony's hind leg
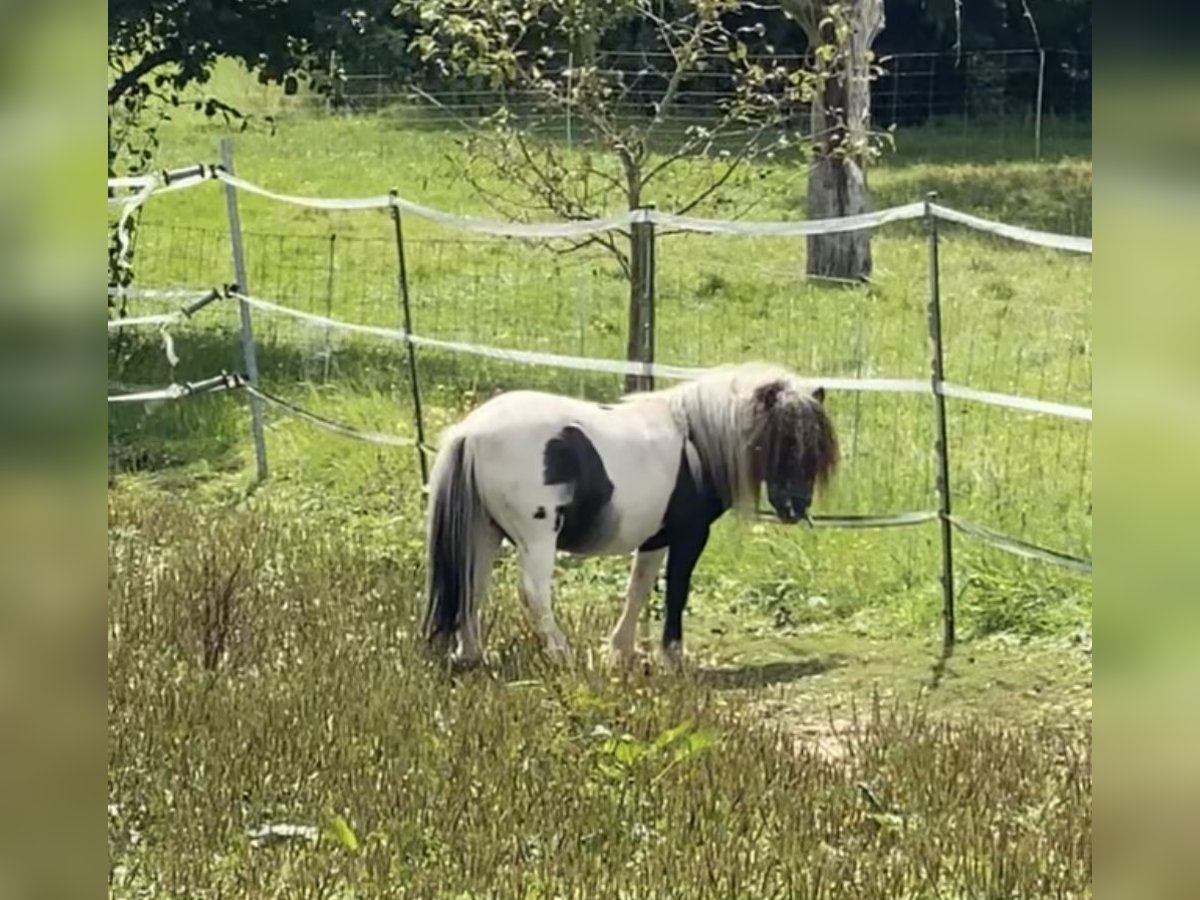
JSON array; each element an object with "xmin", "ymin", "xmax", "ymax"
[
  {"xmin": 608, "ymin": 547, "xmax": 666, "ymax": 667},
  {"xmin": 516, "ymin": 540, "xmax": 573, "ymax": 665},
  {"xmin": 456, "ymin": 522, "xmax": 502, "ymax": 666}
]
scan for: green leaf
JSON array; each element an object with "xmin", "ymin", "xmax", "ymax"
[
  {"xmin": 613, "ymin": 739, "xmax": 645, "ymax": 766},
  {"xmin": 325, "ymin": 813, "xmax": 359, "ymax": 852},
  {"xmin": 652, "ymin": 719, "xmax": 693, "ymax": 752},
  {"xmin": 672, "ymin": 728, "xmax": 718, "ymax": 762}
]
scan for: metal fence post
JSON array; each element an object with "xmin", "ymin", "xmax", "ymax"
[
  {"xmin": 625, "ymin": 205, "xmax": 657, "ymax": 394},
  {"xmin": 566, "ymin": 50, "xmax": 575, "ymax": 149},
  {"xmin": 1034, "ymin": 49, "xmax": 1047, "ymax": 159},
  {"xmin": 219, "ymin": 138, "xmax": 269, "ymax": 482},
  {"xmin": 643, "ymin": 203, "xmax": 656, "ymax": 392},
  {"xmin": 890, "ymin": 55, "xmax": 901, "ymax": 126},
  {"xmin": 322, "ymin": 233, "xmax": 337, "ymax": 382},
  {"xmin": 389, "ymin": 190, "xmax": 430, "ymax": 486},
  {"xmin": 925, "ymin": 192, "xmax": 956, "ymax": 650}
]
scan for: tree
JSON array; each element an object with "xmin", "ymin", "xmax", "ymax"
[
  {"xmin": 404, "ymin": 0, "xmax": 842, "ymax": 390},
  {"xmin": 107, "ymin": 0, "xmax": 395, "ymax": 323},
  {"xmin": 107, "ymin": 2, "xmax": 396, "ymax": 170},
  {"xmin": 781, "ymin": 0, "xmax": 886, "ymax": 282}
]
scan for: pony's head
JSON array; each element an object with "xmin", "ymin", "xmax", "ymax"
[
  {"xmin": 659, "ymin": 363, "xmax": 840, "ymax": 522},
  {"xmin": 745, "ymin": 376, "xmax": 840, "ymax": 524}
]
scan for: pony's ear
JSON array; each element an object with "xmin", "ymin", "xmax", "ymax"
[
  {"xmin": 753, "ymin": 380, "xmax": 786, "ymax": 410},
  {"xmin": 812, "ymin": 386, "xmax": 826, "ymax": 405}
]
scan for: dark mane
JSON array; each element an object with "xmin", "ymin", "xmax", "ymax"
[
  {"xmin": 747, "ymin": 377, "xmax": 840, "ymax": 490},
  {"xmin": 644, "ymin": 362, "xmax": 841, "ymax": 510}
]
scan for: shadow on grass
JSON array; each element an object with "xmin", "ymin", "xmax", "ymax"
[{"xmin": 695, "ymin": 653, "xmax": 847, "ymax": 690}]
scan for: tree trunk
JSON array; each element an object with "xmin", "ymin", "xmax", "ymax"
[
  {"xmin": 795, "ymin": 0, "xmax": 885, "ymax": 282},
  {"xmin": 806, "ymin": 73, "xmax": 872, "ymax": 280}
]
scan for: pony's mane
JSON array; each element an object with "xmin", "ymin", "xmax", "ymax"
[{"xmin": 623, "ymin": 362, "xmax": 838, "ymax": 510}]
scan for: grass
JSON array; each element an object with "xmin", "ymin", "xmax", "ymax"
[
  {"xmin": 109, "ymin": 490, "xmax": 1090, "ymax": 899},
  {"xmin": 109, "ymin": 60, "xmax": 1092, "ymax": 897}
]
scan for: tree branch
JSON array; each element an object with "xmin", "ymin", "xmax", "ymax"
[
  {"xmin": 672, "ymin": 126, "xmax": 769, "ymax": 218},
  {"xmin": 638, "ymin": 107, "xmax": 748, "ymax": 192},
  {"xmin": 641, "ymin": 8, "xmax": 706, "ymax": 146},
  {"xmin": 552, "ymin": 232, "xmax": 630, "ymax": 278},
  {"xmin": 108, "ymin": 47, "xmax": 175, "ymax": 107}
]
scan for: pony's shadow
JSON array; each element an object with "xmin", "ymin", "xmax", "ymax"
[{"xmin": 694, "ymin": 653, "xmax": 847, "ymax": 690}]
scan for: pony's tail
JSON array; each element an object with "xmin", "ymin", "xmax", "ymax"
[{"xmin": 423, "ymin": 431, "xmax": 486, "ymax": 645}]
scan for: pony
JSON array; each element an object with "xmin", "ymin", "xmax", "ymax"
[{"xmin": 421, "ymin": 362, "xmax": 840, "ymax": 667}]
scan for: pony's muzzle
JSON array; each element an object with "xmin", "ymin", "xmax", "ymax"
[{"xmin": 775, "ymin": 504, "xmax": 809, "ymax": 525}]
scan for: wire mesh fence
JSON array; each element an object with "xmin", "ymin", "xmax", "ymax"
[
  {"xmin": 108, "ymin": 163, "xmax": 1092, "ymax": 647},
  {"xmin": 296, "ymin": 48, "xmax": 1090, "ymax": 160},
  {"xmin": 114, "ymin": 210, "xmax": 1090, "ymax": 554}
]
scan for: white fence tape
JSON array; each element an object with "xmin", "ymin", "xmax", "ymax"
[
  {"xmin": 407, "ymin": 332, "xmax": 702, "ymax": 380},
  {"xmin": 213, "ymin": 170, "xmax": 392, "ymax": 211},
  {"xmin": 109, "ymin": 286, "xmax": 214, "ymax": 303},
  {"xmin": 107, "ymin": 167, "xmax": 213, "ymax": 210},
  {"xmin": 108, "ymin": 383, "xmax": 190, "ymax": 403},
  {"xmin": 949, "ymin": 515, "xmax": 1091, "ymax": 573},
  {"xmin": 110, "ymin": 164, "xmax": 1093, "ymax": 251},
  {"xmin": 109, "ymin": 166, "xmax": 217, "ymax": 277},
  {"xmin": 655, "ymin": 202, "xmax": 926, "ymax": 236},
  {"xmin": 108, "ymin": 175, "xmax": 157, "ymax": 189},
  {"xmin": 244, "ymin": 385, "xmax": 419, "ymax": 448},
  {"xmin": 226, "ymin": 289, "xmax": 1087, "ymax": 419},
  {"xmin": 213, "ymin": 169, "xmax": 930, "ymax": 239},
  {"xmin": 233, "ymin": 292, "xmax": 418, "ymax": 342},
  {"xmin": 939, "ymin": 382, "xmax": 1092, "ymax": 422},
  {"xmin": 759, "ymin": 510, "xmax": 939, "ymax": 529},
  {"xmin": 929, "ymin": 203, "xmax": 1092, "ymax": 254},
  {"xmin": 107, "ymin": 372, "xmax": 244, "ymax": 404},
  {"xmin": 111, "ymin": 180, "xmax": 154, "ymax": 272},
  {"xmin": 107, "ymin": 312, "xmax": 182, "ymax": 331},
  {"xmin": 389, "ymin": 201, "xmax": 634, "ymax": 239},
  {"xmin": 107, "ymin": 369, "xmax": 419, "ymax": 447}
]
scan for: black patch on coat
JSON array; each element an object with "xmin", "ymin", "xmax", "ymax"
[
  {"xmin": 637, "ymin": 442, "xmax": 730, "ymax": 652},
  {"xmin": 542, "ymin": 425, "xmax": 615, "ymax": 552},
  {"xmin": 639, "ymin": 444, "xmax": 728, "ymax": 552},
  {"xmin": 533, "ymin": 506, "xmax": 547, "ymax": 520}
]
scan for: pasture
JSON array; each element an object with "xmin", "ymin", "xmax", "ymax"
[{"xmin": 108, "ymin": 62, "xmax": 1092, "ymax": 897}]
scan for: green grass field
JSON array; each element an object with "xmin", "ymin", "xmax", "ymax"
[{"xmin": 109, "ymin": 61, "xmax": 1092, "ymax": 897}]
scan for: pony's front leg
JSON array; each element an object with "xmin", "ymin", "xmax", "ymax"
[
  {"xmin": 517, "ymin": 541, "xmax": 573, "ymax": 665},
  {"xmin": 662, "ymin": 526, "xmax": 710, "ymax": 666},
  {"xmin": 609, "ymin": 547, "xmax": 666, "ymax": 667}
]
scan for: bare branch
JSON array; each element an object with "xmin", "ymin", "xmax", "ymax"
[
  {"xmin": 672, "ymin": 123, "xmax": 772, "ymax": 218},
  {"xmin": 552, "ymin": 232, "xmax": 630, "ymax": 276},
  {"xmin": 641, "ymin": 7, "xmax": 707, "ymax": 146},
  {"xmin": 639, "ymin": 107, "xmax": 756, "ymax": 191}
]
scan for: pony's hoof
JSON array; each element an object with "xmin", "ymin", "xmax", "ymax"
[
  {"xmin": 662, "ymin": 642, "xmax": 685, "ymax": 671},
  {"xmin": 450, "ymin": 654, "xmax": 484, "ymax": 672}
]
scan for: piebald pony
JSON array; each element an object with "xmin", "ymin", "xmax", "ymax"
[{"xmin": 422, "ymin": 362, "xmax": 840, "ymax": 666}]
